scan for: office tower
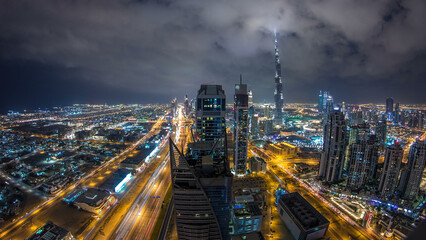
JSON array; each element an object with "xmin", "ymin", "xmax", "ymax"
[
  {"xmin": 264, "ymin": 105, "xmax": 272, "ymax": 119},
  {"xmin": 386, "ymin": 98, "xmax": 394, "ymax": 114},
  {"xmin": 346, "ymin": 135, "xmax": 379, "ymax": 190},
  {"xmin": 345, "ymin": 122, "xmax": 371, "ymax": 171},
  {"xmin": 248, "ymin": 106, "xmax": 255, "ymax": 134},
  {"xmin": 386, "ymin": 97, "xmax": 394, "ymax": 121},
  {"xmin": 234, "ymin": 76, "xmax": 249, "ymax": 175},
  {"xmin": 375, "ymin": 117, "xmax": 387, "ymax": 152},
  {"xmin": 251, "ymin": 114, "xmax": 259, "ymax": 135},
  {"xmin": 418, "ymin": 112, "xmax": 424, "ymax": 129},
  {"xmin": 184, "ymin": 95, "xmax": 190, "ymax": 116},
  {"xmin": 319, "ymin": 109, "xmax": 347, "ymax": 183},
  {"xmin": 195, "ymin": 85, "xmax": 226, "ymax": 142},
  {"xmin": 170, "ymin": 137, "xmax": 233, "ymax": 240},
  {"xmin": 325, "ymin": 95, "xmax": 334, "ymax": 116},
  {"xmin": 398, "ymin": 139, "xmax": 426, "ymax": 200},
  {"xmin": 171, "ymin": 98, "xmax": 178, "ymax": 117},
  {"xmin": 318, "ymin": 91, "xmax": 324, "ymax": 113},
  {"xmin": 248, "ymin": 89, "xmax": 253, "ymax": 107},
  {"xmin": 394, "ymin": 102, "xmax": 400, "ymax": 124},
  {"xmin": 378, "ymin": 142, "xmax": 403, "ymax": 199},
  {"xmin": 273, "ymin": 32, "xmax": 284, "ymax": 123},
  {"xmin": 349, "ymin": 110, "xmax": 364, "ymax": 126},
  {"xmin": 263, "ymin": 119, "xmax": 274, "ymax": 135}
]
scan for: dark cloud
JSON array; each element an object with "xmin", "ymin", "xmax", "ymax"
[{"xmin": 0, "ymin": 0, "xmax": 425, "ymax": 112}]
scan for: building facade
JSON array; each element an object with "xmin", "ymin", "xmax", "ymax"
[
  {"xmin": 346, "ymin": 135, "xmax": 379, "ymax": 190},
  {"xmin": 319, "ymin": 110, "xmax": 347, "ymax": 183},
  {"xmin": 273, "ymin": 32, "xmax": 284, "ymax": 123},
  {"xmin": 234, "ymin": 77, "xmax": 249, "ymax": 175},
  {"xmin": 378, "ymin": 142, "xmax": 403, "ymax": 199},
  {"xmin": 398, "ymin": 139, "xmax": 426, "ymax": 200}
]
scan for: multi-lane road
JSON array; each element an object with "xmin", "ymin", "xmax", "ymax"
[
  {"xmin": 255, "ymin": 147, "xmax": 380, "ymax": 240},
  {"xmin": 0, "ymin": 116, "xmax": 165, "ymax": 239}
]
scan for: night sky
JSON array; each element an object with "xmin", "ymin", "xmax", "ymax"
[{"xmin": 1, "ymin": 0, "xmax": 426, "ymax": 113}]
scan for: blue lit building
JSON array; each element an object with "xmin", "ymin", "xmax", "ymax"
[{"xmin": 234, "ymin": 76, "xmax": 249, "ymax": 175}]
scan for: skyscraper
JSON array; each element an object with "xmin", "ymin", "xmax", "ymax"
[
  {"xmin": 234, "ymin": 75, "xmax": 249, "ymax": 175},
  {"xmin": 248, "ymin": 89, "xmax": 253, "ymax": 107},
  {"xmin": 378, "ymin": 142, "xmax": 403, "ymax": 199},
  {"xmin": 169, "ymin": 138, "xmax": 233, "ymax": 240},
  {"xmin": 184, "ymin": 95, "xmax": 190, "ymax": 116},
  {"xmin": 319, "ymin": 109, "xmax": 347, "ymax": 183},
  {"xmin": 386, "ymin": 97, "xmax": 394, "ymax": 114},
  {"xmin": 273, "ymin": 32, "xmax": 284, "ymax": 123},
  {"xmin": 318, "ymin": 91, "xmax": 324, "ymax": 113},
  {"xmin": 345, "ymin": 122, "xmax": 371, "ymax": 171},
  {"xmin": 386, "ymin": 97, "xmax": 394, "ymax": 121},
  {"xmin": 398, "ymin": 139, "xmax": 426, "ymax": 200},
  {"xmin": 346, "ymin": 135, "xmax": 379, "ymax": 190},
  {"xmin": 394, "ymin": 102, "xmax": 400, "ymax": 124},
  {"xmin": 196, "ymin": 85, "xmax": 226, "ymax": 142},
  {"xmin": 375, "ymin": 117, "xmax": 387, "ymax": 152}
]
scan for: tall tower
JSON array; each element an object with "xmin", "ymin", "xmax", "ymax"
[
  {"xmin": 184, "ymin": 95, "xmax": 189, "ymax": 116},
  {"xmin": 346, "ymin": 135, "xmax": 379, "ymax": 190},
  {"xmin": 196, "ymin": 85, "xmax": 226, "ymax": 142},
  {"xmin": 319, "ymin": 109, "xmax": 347, "ymax": 183},
  {"xmin": 378, "ymin": 142, "xmax": 403, "ymax": 199},
  {"xmin": 170, "ymin": 139, "xmax": 232, "ymax": 240},
  {"xmin": 398, "ymin": 139, "xmax": 426, "ymax": 200},
  {"xmin": 273, "ymin": 32, "xmax": 284, "ymax": 123},
  {"xmin": 234, "ymin": 75, "xmax": 249, "ymax": 175}
]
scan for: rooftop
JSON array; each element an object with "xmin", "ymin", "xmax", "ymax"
[
  {"xmin": 74, "ymin": 188, "xmax": 111, "ymax": 207},
  {"xmin": 279, "ymin": 192, "xmax": 329, "ymax": 230}
]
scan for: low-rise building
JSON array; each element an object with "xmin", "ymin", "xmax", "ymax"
[
  {"xmin": 265, "ymin": 142, "xmax": 298, "ymax": 158},
  {"xmin": 232, "ymin": 202, "xmax": 263, "ymax": 234},
  {"xmin": 74, "ymin": 188, "xmax": 115, "ymax": 214},
  {"xmin": 249, "ymin": 157, "xmax": 266, "ymax": 174},
  {"xmin": 27, "ymin": 222, "xmax": 74, "ymax": 240},
  {"xmin": 278, "ymin": 192, "xmax": 329, "ymax": 240}
]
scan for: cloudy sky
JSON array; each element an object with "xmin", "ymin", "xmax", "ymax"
[{"xmin": 1, "ymin": 0, "xmax": 425, "ymax": 112}]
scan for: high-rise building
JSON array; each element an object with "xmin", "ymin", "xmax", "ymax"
[
  {"xmin": 375, "ymin": 117, "xmax": 387, "ymax": 152},
  {"xmin": 318, "ymin": 91, "xmax": 324, "ymax": 113},
  {"xmin": 250, "ymin": 114, "xmax": 259, "ymax": 136},
  {"xmin": 398, "ymin": 139, "xmax": 426, "ymax": 200},
  {"xmin": 378, "ymin": 142, "xmax": 403, "ymax": 199},
  {"xmin": 386, "ymin": 98, "xmax": 394, "ymax": 114},
  {"xmin": 248, "ymin": 89, "xmax": 253, "ymax": 107},
  {"xmin": 325, "ymin": 95, "xmax": 334, "ymax": 116},
  {"xmin": 319, "ymin": 109, "xmax": 347, "ymax": 183},
  {"xmin": 345, "ymin": 122, "xmax": 371, "ymax": 171},
  {"xmin": 170, "ymin": 138, "xmax": 233, "ymax": 240},
  {"xmin": 386, "ymin": 97, "xmax": 394, "ymax": 121},
  {"xmin": 264, "ymin": 105, "xmax": 272, "ymax": 119},
  {"xmin": 196, "ymin": 85, "xmax": 226, "ymax": 142},
  {"xmin": 273, "ymin": 32, "xmax": 284, "ymax": 123},
  {"xmin": 394, "ymin": 102, "xmax": 400, "ymax": 124},
  {"xmin": 184, "ymin": 95, "xmax": 190, "ymax": 116},
  {"xmin": 234, "ymin": 76, "xmax": 249, "ymax": 175},
  {"xmin": 171, "ymin": 98, "xmax": 178, "ymax": 117},
  {"xmin": 346, "ymin": 135, "xmax": 379, "ymax": 190}
]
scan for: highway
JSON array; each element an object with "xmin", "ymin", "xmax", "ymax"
[
  {"xmin": 253, "ymin": 147, "xmax": 380, "ymax": 240},
  {"xmin": 0, "ymin": 116, "xmax": 166, "ymax": 239},
  {"xmin": 88, "ymin": 106, "xmax": 189, "ymax": 240}
]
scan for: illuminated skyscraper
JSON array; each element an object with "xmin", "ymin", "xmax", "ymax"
[
  {"xmin": 234, "ymin": 75, "xmax": 249, "ymax": 175},
  {"xmin": 184, "ymin": 95, "xmax": 190, "ymax": 116},
  {"xmin": 375, "ymin": 117, "xmax": 387, "ymax": 152},
  {"xmin": 378, "ymin": 142, "xmax": 403, "ymax": 199},
  {"xmin": 398, "ymin": 139, "xmax": 426, "ymax": 200},
  {"xmin": 386, "ymin": 97, "xmax": 394, "ymax": 114},
  {"xmin": 196, "ymin": 85, "xmax": 226, "ymax": 142},
  {"xmin": 273, "ymin": 32, "xmax": 284, "ymax": 123},
  {"xmin": 319, "ymin": 109, "xmax": 347, "ymax": 183},
  {"xmin": 346, "ymin": 135, "xmax": 379, "ymax": 190},
  {"xmin": 345, "ymin": 122, "xmax": 371, "ymax": 171},
  {"xmin": 169, "ymin": 138, "xmax": 233, "ymax": 240},
  {"xmin": 394, "ymin": 102, "xmax": 400, "ymax": 124},
  {"xmin": 318, "ymin": 91, "xmax": 324, "ymax": 113}
]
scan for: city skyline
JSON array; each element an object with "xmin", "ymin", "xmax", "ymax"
[{"xmin": 1, "ymin": 0, "xmax": 426, "ymax": 113}]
